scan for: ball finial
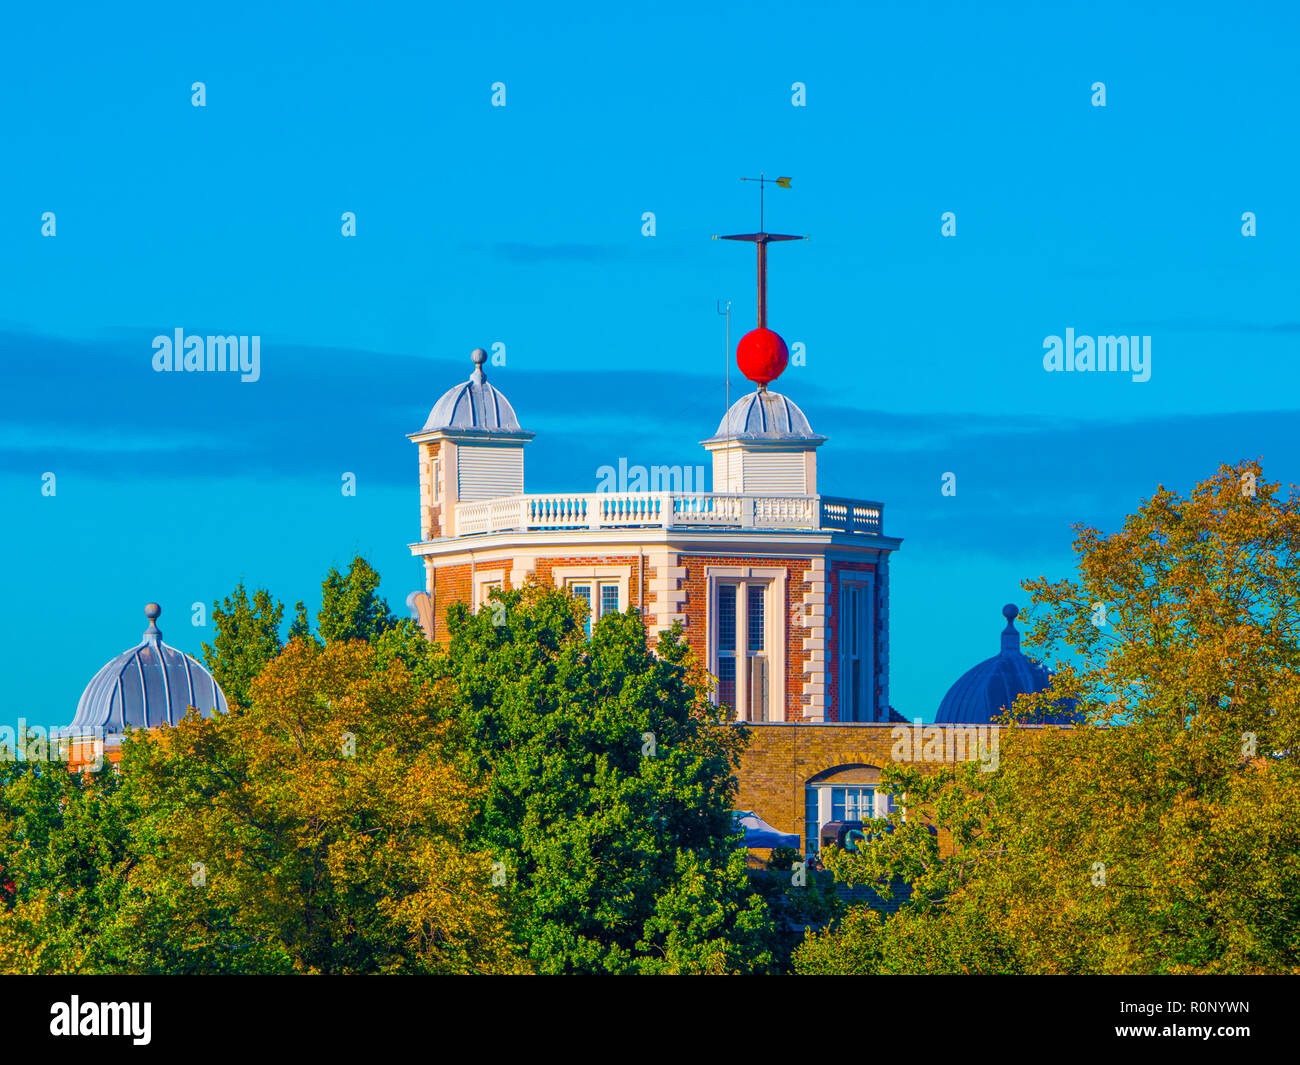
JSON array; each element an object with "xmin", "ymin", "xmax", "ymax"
[
  {"xmin": 1000, "ymin": 603, "xmax": 1021, "ymax": 654},
  {"xmin": 145, "ymin": 603, "xmax": 161, "ymax": 620},
  {"xmin": 470, "ymin": 348, "xmax": 488, "ymax": 366}
]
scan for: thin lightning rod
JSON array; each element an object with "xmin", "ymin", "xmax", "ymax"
[{"xmin": 717, "ymin": 299, "xmax": 732, "ymax": 422}]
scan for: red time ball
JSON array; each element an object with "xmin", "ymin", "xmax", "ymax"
[{"xmin": 736, "ymin": 327, "xmax": 789, "ymax": 387}]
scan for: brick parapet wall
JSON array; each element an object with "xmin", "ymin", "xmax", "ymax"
[
  {"xmin": 732, "ymin": 722, "xmax": 998, "ymax": 852},
  {"xmin": 733, "ymin": 722, "xmax": 1066, "ymax": 855}
]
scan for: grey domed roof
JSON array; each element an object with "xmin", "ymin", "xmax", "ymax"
[
  {"xmin": 70, "ymin": 604, "xmax": 228, "ymax": 733},
  {"xmin": 422, "ymin": 348, "xmax": 526, "ymax": 434},
  {"xmin": 936, "ymin": 605, "xmax": 1078, "ymax": 725},
  {"xmin": 704, "ymin": 389, "xmax": 826, "ymax": 444}
]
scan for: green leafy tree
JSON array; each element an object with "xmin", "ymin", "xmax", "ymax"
[
  {"xmin": 372, "ymin": 617, "xmax": 444, "ymax": 687},
  {"xmin": 318, "ymin": 556, "xmax": 395, "ymax": 644},
  {"xmin": 0, "ymin": 758, "xmax": 136, "ymax": 974},
  {"xmin": 202, "ymin": 584, "xmax": 284, "ymax": 708},
  {"xmin": 446, "ymin": 583, "xmax": 775, "ymax": 974},
  {"xmin": 4, "ymin": 560, "xmax": 799, "ymax": 975},
  {"xmin": 287, "ymin": 600, "xmax": 318, "ymax": 647},
  {"xmin": 108, "ymin": 639, "xmax": 528, "ymax": 974},
  {"xmin": 0, "ymin": 640, "xmax": 529, "ymax": 975},
  {"xmin": 749, "ymin": 848, "xmax": 845, "ymax": 972},
  {"xmin": 794, "ymin": 900, "xmax": 1013, "ymax": 975},
  {"xmin": 796, "ymin": 462, "xmax": 1300, "ymax": 975}
]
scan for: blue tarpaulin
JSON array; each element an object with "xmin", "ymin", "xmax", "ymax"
[{"xmin": 734, "ymin": 811, "xmax": 800, "ymax": 850}]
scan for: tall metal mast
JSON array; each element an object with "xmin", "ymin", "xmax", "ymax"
[{"xmin": 715, "ymin": 174, "xmax": 803, "ymax": 329}]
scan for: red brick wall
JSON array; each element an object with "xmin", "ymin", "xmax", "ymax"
[
  {"xmin": 429, "ymin": 551, "xmax": 825, "ymax": 724},
  {"xmin": 826, "ymin": 560, "xmax": 877, "ymax": 722},
  {"xmin": 429, "ymin": 555, "xmax": 655, "ymax": 636},
  {"xmin": 429, "ymin": 562, "xmax": 471, "ymax": 641},
  {"xmin": 532, "ymin": 555, "xmax": 651, "ymax": 621},
  {"xmin": 677, "ymin": 555, "xmax": 813, "ymax": 722}
]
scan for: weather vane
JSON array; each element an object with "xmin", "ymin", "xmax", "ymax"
[
  {"xmin": 740, "ymin": 173, "xmax": 791, "ymax": 232},
  {"xmin": 712, "ymin": 173, "xmax": 806, "ymax": 330}
]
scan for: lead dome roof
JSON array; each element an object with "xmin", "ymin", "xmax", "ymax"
[
  {"xmin": 70, "ymin": 604, "xmax": 228, "ymax": 733},
  {"xmin": 421, "ymin": 348, "xmax": 528, "ymax": 435},
  {"xmin": 703, "ymin": 389, "xmax": 826, "ymax": 444},
  {"xmin": 936, "ymin": 604, "xmax": 1079, "ymax": 726}
]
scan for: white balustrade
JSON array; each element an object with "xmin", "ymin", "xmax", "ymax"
[{"xmin": 453, "ymin": 491, "xmax": 883, "ymax": 537}]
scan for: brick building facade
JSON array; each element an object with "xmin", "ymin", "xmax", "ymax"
[
  {"xmin": 403, "ymin": 242, "xmax": 1063, "ymax": 854},
  {"xmin": 408, "ymin": 348, "xmax": 901, "ymax": 732},
  {"xmin": 402, "ymin": 335, "xmax": 927, "ymax": 849}
]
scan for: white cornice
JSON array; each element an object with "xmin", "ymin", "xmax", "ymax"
[
  {"xmin": 409, "ymin": 527, "xmax": 903, "ymax": 561},
  {"xmin": 407, "ymin": 429, "xmax": 534, "ymax": 446}
]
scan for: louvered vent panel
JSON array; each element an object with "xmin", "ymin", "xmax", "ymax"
[
  {"xmin": 458, "ymin": 448, "xmax": 524, "ymax": 501},
  {"xmin": 742, "ymin": 452, "xmax": 806, "ymax": 493}
]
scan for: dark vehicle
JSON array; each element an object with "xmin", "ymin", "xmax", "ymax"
[
  {"xmin": 818, "ymin": 817, "xmax": 910, "ymax": 853},
  {"xmin": 819, "ymin": 819, "xmax": 867, "ymax": 852}
]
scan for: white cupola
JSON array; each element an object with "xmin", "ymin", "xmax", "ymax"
[
  {"xmin": 408, "ymin": 348, "xmax": 534, "ymax": 539},
  {"xmin": 701, "ymin": 388, "xmax": 826, "ymax": 495}
]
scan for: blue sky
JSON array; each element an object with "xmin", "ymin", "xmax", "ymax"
[{"xmin": 2, "ymin": 0, "xmax": 1298, "ymax": 733}]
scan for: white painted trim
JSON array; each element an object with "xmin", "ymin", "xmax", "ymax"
[
  {"xmin": 411, "ymin": 528, "xmax": 903, "ymax": 558},
  {"xmin": 806, "ymin": 781, "xmax": 891, "ymax": 851},
  {"xmin": 510, "ymin": 555, "xmax": 536, "ymax": 588},
  {"xmin": 457, "ymin": 446, "xmax": 526, "ymax": 503},
  {"xmin": 551, "ymin": 565, "xmax": 632, "ymax": 619},
  {"xmin": 472, "ymin": 569, "xmax": 507, "ymax": 610}
]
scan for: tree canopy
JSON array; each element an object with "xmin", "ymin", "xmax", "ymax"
[
  {"xmin": 2, "ymin": 557, "xmax": 786, "ymax": 974},
  {"xmin": 797, "ymin": 462, "xmax": 1300, "ymax": 975},
  {"xmin": 1, "ymin": 638, "xmax": 527, "ymax": 974},
  {"xmin": 441, "ymin": 584, "xmax": 775, "ymax": 974}
]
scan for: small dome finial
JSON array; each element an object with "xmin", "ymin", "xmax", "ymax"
[
  {"xmin": 469, "ymin": 347, "xmax": 488, "ymax": 384},
  {"xmin": 1000, "ymin": 603, "xmax": 1020, "ymax": 654},
  {"xmin": 144, "ymin": 602, "xmax": 162, "ymax": 637}
]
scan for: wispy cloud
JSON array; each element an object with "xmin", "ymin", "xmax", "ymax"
[
  {"xmin": 491, "ymin": 242, "xmax": 626, "ymax": 263},
  {"xmin": 4, "ymin": 328, "xmax": 1297, "ymax": 565}
]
